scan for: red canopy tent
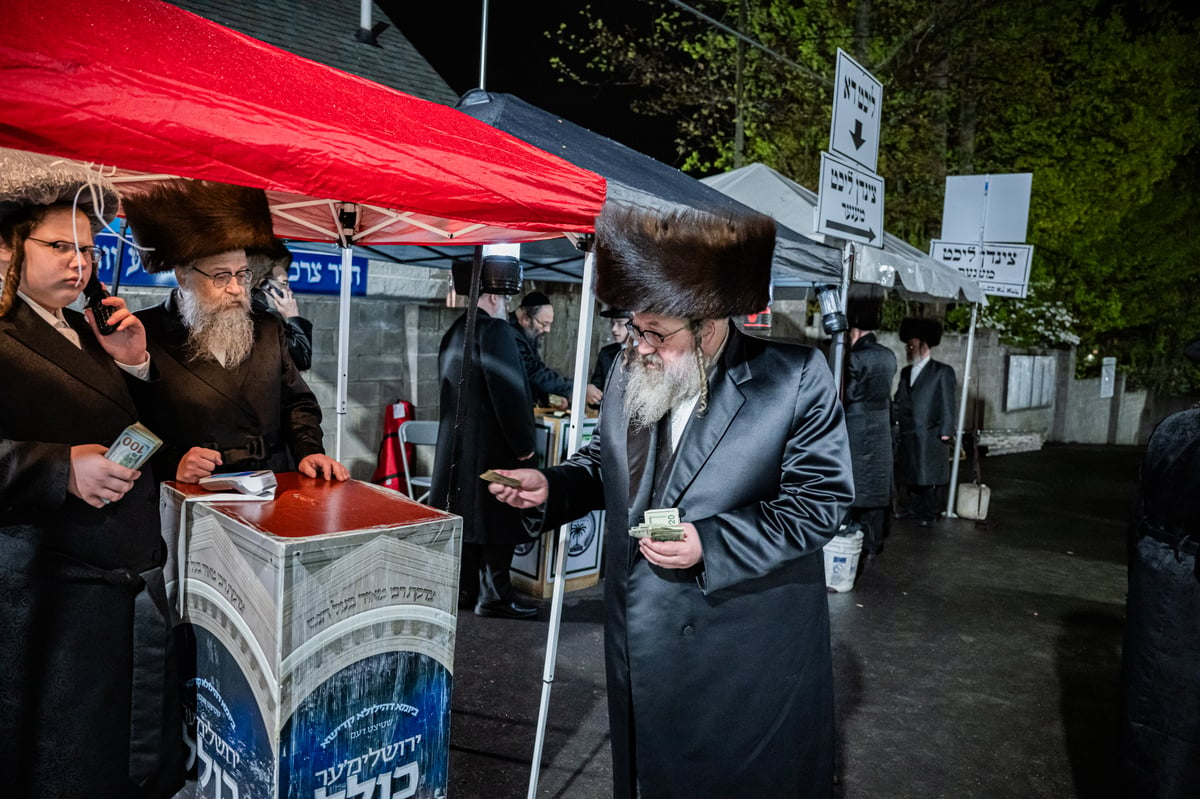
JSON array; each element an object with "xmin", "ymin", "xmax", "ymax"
[
  {"xmin": 0, "ymin": 0, "xmax": 605, "ymax": 244},
  {"xmin": 0, "ymin": 0, "xmax": 607, "ymax": 461}
]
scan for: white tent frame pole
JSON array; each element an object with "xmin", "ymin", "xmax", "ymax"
[
  {"xmin": 528, "ymin": 249, "xmax": 597, "ymax": 799},
  {"xmin": 945, "ymin": 301, "xmax": 978, "ymax": 517},
  {"xmin": 334, "ymin": 243, "xmax": 353, "ymax": 461}
]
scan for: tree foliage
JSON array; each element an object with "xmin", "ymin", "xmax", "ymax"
[{"xmin": 550, "ymin": 0, "xmax": 1200, "ymax": 392}]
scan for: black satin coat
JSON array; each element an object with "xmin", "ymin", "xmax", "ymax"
[
  {"xmin": 135, "ymin": 291, "xmax": 325, "ymax": 476},
  {"xmin": 1120, "ymin": 407, "xmax": 1200, "ymax": 796},
  {"xmin": 430, "ymin": 309, "xmax": 536, "ymax": 546},
  {"xmin": 894, "ymin": 358, "xmax": 957, "ymax": 486},
  {"xmin": 540, "ymin": 325, "xmax": 852, "ymax": 798},
  {"xmin": 844, "ymin": 333, "xmax": 897, "ymax": 507},
  {"xmin": 0, "ymin": 300, "xmax": 182, "ymax": 798}
]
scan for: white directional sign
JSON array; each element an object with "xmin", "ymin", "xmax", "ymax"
[
  {"xmin": 829, "ymin": 48, "xmax": 882, "ymax": 172},
  {"xmin": 816, "ymin": 152, "xmax": 884, "ymax": 246},
  {"xmin": 930, "ymin": 239, "xmax": 1034, "ymax": 298}
]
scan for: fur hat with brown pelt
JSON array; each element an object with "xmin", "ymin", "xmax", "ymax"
[
  {"xmin": 121, "ymin": 180, "xmax": 276, "ymax": 273},
  {"xmin": 593, "ymin": 203, "xmax": 775, "ymax": 320}
]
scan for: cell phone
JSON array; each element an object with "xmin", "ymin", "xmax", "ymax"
[{"xmin": 83, "ymin": 272, "xmax": 118, "ymax": 336}]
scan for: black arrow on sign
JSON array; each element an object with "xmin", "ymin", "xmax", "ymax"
[
  {"xmin": 850, "ymin": 119, "xmax": 866, "ymax": 150},
  {"xmin": 825, "ymin": 219, "xmax": 877, "ymax": 242}
]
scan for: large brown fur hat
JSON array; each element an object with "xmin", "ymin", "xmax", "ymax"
[
  {"xmin": 121, "ymin": 180, "xmax": 276, "ymax": 273},
  {"xmin": 593, "ymin": 203, "xmax": 775, "ymax": 319},
  {"xmin": 899, "ymin": 317, "xmax": 943, "ymax": 347}
]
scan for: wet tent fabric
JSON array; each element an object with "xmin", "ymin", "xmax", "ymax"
[
  {"xmin": 0, "ymin": 0, "xmax": 606, "ymax": 244},
  {"xmin": 703, "ymin": 163, "xmax": 985, "ymax": 303},
  {"xmin": 457, "ymin": 90, "xmax": 842, "ymax": 287}
]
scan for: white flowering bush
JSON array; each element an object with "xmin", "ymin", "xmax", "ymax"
[{"xmin": 947, "ymin": 290, "xmax": 1081, "ymax": 349}]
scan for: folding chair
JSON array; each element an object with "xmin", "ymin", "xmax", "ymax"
[{"xmin": 398, "ymin": 420, "xmax": 439, "ymax": 503}]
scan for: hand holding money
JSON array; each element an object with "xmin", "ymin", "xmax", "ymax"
[
  {"xmin": 484, "ymin": 468, "xmax": 549, "ymax": 509},
  {"xmin": 635, "ymin": 509, "xmax": 703, "ymax": 570},
  {"xmin": 629, "ymin": 507, "xmax": 686, "ymax": 542},
  {"xmin": 481, "ymin": 469, "xmax": 523, "ymax": 488}
]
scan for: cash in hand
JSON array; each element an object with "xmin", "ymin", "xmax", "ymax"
[{"xmin": 629, "ymin": 507, "xmax": 685, "ymax": 542}]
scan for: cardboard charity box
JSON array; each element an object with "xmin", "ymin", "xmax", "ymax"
[{"xmin": 161, "ymin": 474, "xmax": 461, "ymax": 799}]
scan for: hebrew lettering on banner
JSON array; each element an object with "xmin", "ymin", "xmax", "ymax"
[{"xmin": 930, "ymin": 239, "xmax": 1034, "ymax": 299}]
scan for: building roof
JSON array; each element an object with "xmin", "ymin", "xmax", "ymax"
[{"xmin": 169, "ymin": 0, "xmax": 458, "ymax": 105}]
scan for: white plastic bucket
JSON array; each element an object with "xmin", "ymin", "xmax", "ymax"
[
  {"xmin": 956, "ymin": 483, "xmax": 991, "ymax": 520},
  {"xmin": 823, "ymin": 530, "xmax": 864, "ymax": 593}
]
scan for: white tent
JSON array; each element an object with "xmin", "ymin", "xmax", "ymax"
[{"xmin": 702, "ymin": 163, "xmax": 986, "ymax": 304}]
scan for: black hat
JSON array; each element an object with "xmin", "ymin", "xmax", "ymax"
[
  {"xmin": 450, "ymin": 255, "xmax": 523, "ymax": 296},
  {"xmin": 599, "ymin": 306, "xmax": 633, "ymax": 319},
  {"xmin": 846, "ymin": 297, "xmax": 883, "ymax": 330},
  {"xmin": 899, "ymin": 317, "xmax": 943, "ymax": 347},
  {"xmin": 520, "ymin": 291, "xmax": 551, "ymax": 309},
  {"xmin": 594, "ymin": 203, "xmax": 774, "ymax": 319},
  {"xmin": 122, "ymin": 180, "xmax": 276, "ymax": 273}
]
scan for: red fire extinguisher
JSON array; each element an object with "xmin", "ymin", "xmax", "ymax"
[{"xmin": 371, "ymin": 399, "xmax": 414, "ymax": 491}]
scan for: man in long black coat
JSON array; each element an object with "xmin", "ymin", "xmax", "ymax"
[
  {"xmin": 894, "ymin": 317, "xmax": 957, "ymax": 526},
  {"xmin": 0, "ymin": 151, "xmax": 183, "ymax": 798},
  {"xmin": 489, "ymin": 205, "xmax": 853, "ymax": 798},
  {"xmin": 122, "ymin": 181, "xmax": 346, "ymax": 484},
  {"xmin": 430, "ymin": 260, "xmax": 539, "ymax": 619},
  {"xmin": 844, "ymin": 297, "xmax": 897, "ymax": 557},
  {"xmin": 1119, "ymin": 337, "xmax": 1200, "ymax": 796}
]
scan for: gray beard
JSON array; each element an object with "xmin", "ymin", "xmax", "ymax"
[
  {"xmin": 178, "ymin": 289, "xmax": 254, "ymax": 369},
  {"xmin": 623, "ymin": 348, "xmax": 703, "ymax": 430}
]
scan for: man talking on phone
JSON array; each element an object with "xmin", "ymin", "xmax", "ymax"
[{"xmin": 123, "ymin": 181, "xmax": 347, "ymax": 483}]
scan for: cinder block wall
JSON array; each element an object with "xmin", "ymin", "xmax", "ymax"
[{"xmin": 118, "ymin": 267, "xmax": 1166, "ymax": 483}]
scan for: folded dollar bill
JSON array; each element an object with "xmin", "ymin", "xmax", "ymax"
[
  {"xmin": 628, "ymin": 524, "xmax": 685, "ymax": 542},
  {"xmin": 104, "ymin": 421, "xmax": 162, "ymax": 470},
  {"xmin": 480, "ymin": 469, "xmax": 523, "ymax": 488}
]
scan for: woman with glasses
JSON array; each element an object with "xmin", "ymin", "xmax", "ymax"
[{"xmin": 0, "ymin": 149, "xmax": 184, "ymax": 797}]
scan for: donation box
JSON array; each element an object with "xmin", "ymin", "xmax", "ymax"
[{"xmin": 161, "ymin": 475, "xmax": 461, "ymax": 799}]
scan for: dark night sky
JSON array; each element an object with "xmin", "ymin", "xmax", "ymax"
[{"xmin": 387, "ymin": 0, "xmax": 684, "ymax": 166}]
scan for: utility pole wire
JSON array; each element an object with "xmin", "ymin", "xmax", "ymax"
[{"xmin": 667, "ymin": 0, "xmax": 833, "ymax": 87}]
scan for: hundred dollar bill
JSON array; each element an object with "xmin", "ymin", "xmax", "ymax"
[
  {"xmin": 105, "ymin": 421, "xmax": 162, "ymax": 470},
  {"xmin": 480, "ymin": 469, "xmax": 523, "ymax": 488}
]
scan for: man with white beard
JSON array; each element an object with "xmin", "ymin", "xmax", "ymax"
[
  {"xmin": 488, "ymin": 203, "xmax": 853, "ymax": 799},
  {"xmin": 124, "ymin": 181, "xmax": 347, "ymax": 483}
]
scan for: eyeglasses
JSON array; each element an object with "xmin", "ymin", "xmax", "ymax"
[
  {"xmin": 625, "ymin": 320, "xmax": 690, "ymax": 348},
  {"xmin": 26, "ymin": 237, "xmax": 103, "ymax": 265},
  {"xmin": 192, "ymin": 266, "xmax": 253, "ymax": 288}
]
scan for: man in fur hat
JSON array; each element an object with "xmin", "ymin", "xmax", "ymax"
[
  {"xmin": 489, "ymin": 204, "xmax": 853, "ymax": 798},
  {"xmin": 123, "ymin": 181, "xmax": 347, "ymax": 483},
  {"xmin": 0, "ymin": 148, "xmax": 183, "ymax": 797},
  {"xmin": 893, "ymin": 317, "xmax": 958, "ymax": 526},
  {"xmin": 430, "ymin": 258, "xmax": 539, "ymax": 619},
  {"xmin": 844, "ymin": 295, "xmax": 898, "ymax": 559}
]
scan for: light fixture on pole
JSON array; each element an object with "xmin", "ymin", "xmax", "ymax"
[{"xmin": 816, "ymin": 284, "xmax": 847, "ymax": 335}]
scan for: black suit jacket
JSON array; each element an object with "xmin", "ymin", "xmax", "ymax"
[
  {"xmin": 894, "ymin": 357, "xmax": 957, "ymax": 486},
  {"xmin": 0, "ymin": 299, "xmax": 181, "ymax": 797},
  {"xmin": 136, "ymin": 291, "xmax": 325, "ymax": 476},
  {"xmin": 540, "ymin": 324, "xmax": 852, "ymax": 798},
  {"xmin": 430, "ymin": 309, "xmax": 536, "ymax": 546}
]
